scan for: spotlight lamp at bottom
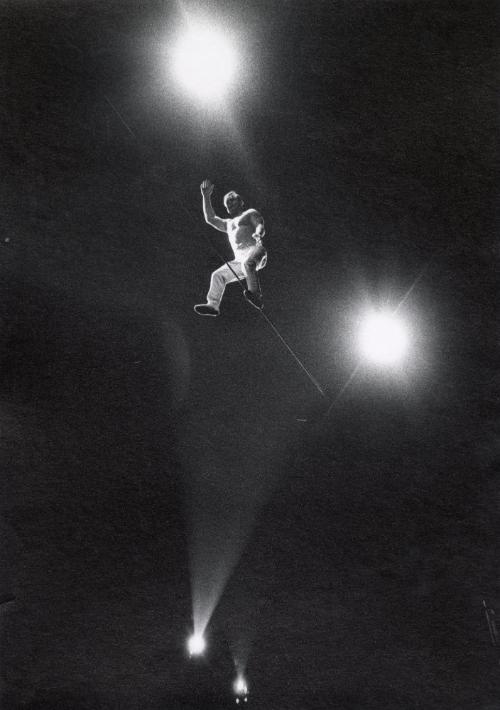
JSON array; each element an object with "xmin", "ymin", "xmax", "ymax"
[{"xmin": 234, "ymin": 676, "xmax": 249, "ymax": 703}]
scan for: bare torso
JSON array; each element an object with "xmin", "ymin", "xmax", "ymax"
[{"xmin": 226, "ymin": 209, "xmax": 264, "ymax": 257}]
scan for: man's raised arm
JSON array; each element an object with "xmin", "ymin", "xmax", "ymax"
[{"xmin": 200, "ymin": 179, "xmax": 227, "ymax": 233}]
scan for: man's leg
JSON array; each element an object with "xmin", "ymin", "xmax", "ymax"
[
  {"xmin": 207, "ymin": 262, "xmax": 244, "ymax": 307},
  {"xmin": 242, "ymin": 246, "xmax": 267, "ymax": 309},
  {"xmin": 194, "ymin": 261, "xmax": 244, "ymax": 316},
  {"xmin": 242, "ymin": 246, "xmax": 266, "ymax": 293}
]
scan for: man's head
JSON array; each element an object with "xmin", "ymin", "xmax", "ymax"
[{"xmin": 223, "ymin": 191, "xmax": 244, "ymax": 216}]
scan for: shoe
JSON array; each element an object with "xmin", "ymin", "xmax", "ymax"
[
  {"xmin": 244, "ymin": 290, "xmax": 263, "ymax": 310},
  {"xmin": 194, "ymin": 303, "xmax": 219, "ymax": 316}
]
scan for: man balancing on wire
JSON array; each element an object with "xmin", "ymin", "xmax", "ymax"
[{"xmin": 194, "ymin": 178, "xmax": 267, "ymax": 316}]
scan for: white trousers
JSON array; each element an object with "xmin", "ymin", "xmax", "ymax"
[{"xmin": 206, "ymin": 246, "xmax": 267, "ymax": 310}]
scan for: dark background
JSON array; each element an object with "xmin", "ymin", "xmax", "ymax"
[{"xmin": 0, "ymin": 1, "xmax": 498, "ymax": 707}]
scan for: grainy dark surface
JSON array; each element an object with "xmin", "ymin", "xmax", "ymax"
[{"xmin": 0, "ymin": 1, "xmax": 498, "ymax": 707}]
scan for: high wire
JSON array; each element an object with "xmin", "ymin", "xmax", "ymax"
[{"xmin": 201, "ymin": 230, "xmax": 328, "ymax": 401}]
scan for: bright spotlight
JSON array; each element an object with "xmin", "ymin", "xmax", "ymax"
[
  {"xmin": 359, "ymin": 311, "xmax": 409, "ymax": 365},
  {"xmin": 234, "ymin": 675, "xmax": 249, "ymax": 698},
  {"xmin": 234, "ymin": 678, "xmax": 248, "ymax": 694},
  {"xmin": 172, "ymin": 23, "xmax": 238, "ymax": 102},
  {"xmin": 187, "ymin": 633, "xmax": 206, "ymax": 656}
]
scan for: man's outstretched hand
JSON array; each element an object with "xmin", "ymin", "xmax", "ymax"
[{"xmin": 200, "ymin": 179, "xmax": 215, "ymax": 197}]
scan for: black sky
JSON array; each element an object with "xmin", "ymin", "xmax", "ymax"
[{"xmin": 1, "ymin": 1, "xmax": 498, "ymax": 708}]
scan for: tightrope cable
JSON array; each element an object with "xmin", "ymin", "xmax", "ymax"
[
  {"xmin": 176, "ymin": 197, "xmax": 329, "ymax": 403},
  {"xmin": 202, "ymin": 231, "xmax": 328, "ymax": 401},
  {"xmin": 256, "ymin": 308, "xmax": 327, "ymax": 399}
]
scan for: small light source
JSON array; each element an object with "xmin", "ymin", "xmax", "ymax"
[
  {"xmin": 359, "ymin": 311, "xmax": 409, "ymax": 365},
  {"xmin": 234, "ymin": 676, "xmax": 248, "ymax": 697},
  {"xmin": 188, "ymin": 633, "xmax": 206, "ymax": 656},
  {"xmin": 172, "ymin": 23, "xmax": 238, "ymax": 102}
]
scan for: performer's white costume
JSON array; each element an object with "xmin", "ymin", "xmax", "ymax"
[
  {"xmin": 206, "ymin": 240, "xmax": 267, "ymax": 311},
  {"xmin": 195, "ymin": 183, "xmax": 267, "ymax": 315}
]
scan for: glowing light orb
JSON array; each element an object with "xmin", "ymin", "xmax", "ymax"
[
  {"xmin": 234, "ymin": 677, "xmax": 248, "ymax": 696},
  {"xmin": 188, "ymin": 633, "xmax": 206, "ymax": 656},
  {"xmin": 358, "ymin": 311, "xmax": 409, "ymax": 365},
  {"xmin": 172, "ymin": 24, "xmax": 237, "ymax": 102}
]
